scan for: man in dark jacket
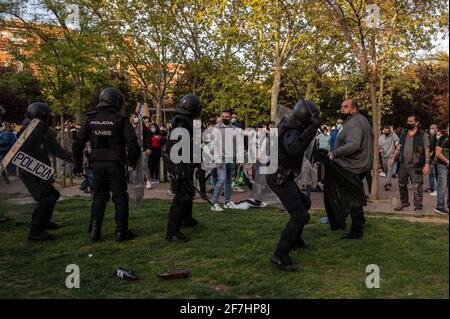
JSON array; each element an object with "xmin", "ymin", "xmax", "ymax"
[
  {"xmin": 390, "ymin": 114, "xmax": 430, "ymax": 211},
  {"xmin": 328, "ymin": 99, "xmax": 373, "ymax": 239},
  {"xmin": 73, "ymin": 88, "xmax": 141, "ymax": 242},
  {"xmin": 17, "ymin": 103, "xmax": 72, "ymax": 241},
  {"xmin": 266, "ymin": 100, "xmax": 322, "ymax": 271}
]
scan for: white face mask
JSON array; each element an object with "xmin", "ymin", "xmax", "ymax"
[
  {"xmin": 337, "ymin": 123, "xmax": 343, "ymax": 130},
  {"xmin": 133, "ymin": 118, "xmax": 139, "ymax": 124},
  {"xmin": 151, "ymin": 128, "xmax": 156, "ymax": 133}
]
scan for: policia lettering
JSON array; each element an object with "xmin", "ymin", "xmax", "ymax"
[
  {"xmin": 266, "ymin": 99, "xmax": 322, "ymax": 272},
  {"xmin": 12, "ymin": 151, "xmax": 53, "ymax": 180},
  {"xmin": 73, "ymin": 87, "xmax": 141, "ymax": 243}
]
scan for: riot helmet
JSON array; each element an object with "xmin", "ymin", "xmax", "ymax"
[
  {"xmin": 26, "ymin": 102, "xmax": 54, "ymax": 125},
  {"xmin": 177, "ymin": 94, "xmax": 203, "ymax": 117},
  {"xmin": 97, "ymin": 87, "xmax": 125, "ymax": 110},
  {"xmin": 293, "ymin": 99, "xmax": 320, "ymax": 126}
]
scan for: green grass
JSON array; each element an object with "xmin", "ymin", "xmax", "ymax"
[{"xmin": 0, "ymin": 194, "xmax": 448, "ymax": 299}]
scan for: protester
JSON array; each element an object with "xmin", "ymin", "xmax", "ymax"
[
  {"xmin": 327, "ymin": 99, "xmax": 373, "ymax": 239},
  {"xmin": 0, "ymin": 122, "xmax": 16, "ymax": 184},
  {"xmin": 434, "ymin": 125, "xmax": 449, "ymax": 215},
  {"xmin": 142, "ymin": 116, "xmax": 153, "ymax": 189},
  {"xmin": 329, "ymin": 118, "xmax": 343, "ymax": 152},
  {"xmin": 210, "ymin": 109, "xmax": 244, "ymax": 211},
  {"xmin": 427, "ymin": 123, "xmax": 438, "ymax": 195},
  {"xmin": 390, "ymin": 114, "xmax": 430, "ymax": 212},
  {"xmin": 378, "ymin": 125, "xmax": 399, "ymax": 191},
  {"xmin": 149, "ymin": 123, "xmax": 163, "ymax": 184},
  {"xmin": 316, "ymin": 126, "xmax": 331, "ymax": 151}
]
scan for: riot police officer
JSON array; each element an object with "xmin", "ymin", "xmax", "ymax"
[
  {"xmin": 266, "ymin": 99, "xmax": 322, "ymax": 271},
  {"xmin": 165, "ymin": 94, "xmax": 203, "ymax": 242},
  {"xmin": 73, "ymin": 88, "xmax": 140, "ymax": 242},
  {"xmin": 17, "ymin": 102, "xmax": 72, "ymax": 241}
]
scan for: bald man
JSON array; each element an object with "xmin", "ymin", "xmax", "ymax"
[{"xmin": 328, "ymin": 99, "xmax": 373, "ymax": 239}]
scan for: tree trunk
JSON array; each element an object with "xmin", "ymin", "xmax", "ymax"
[
  {"xmin": 378, "ymin": 61, "xmax": 384, "ymax": 130},
  {"xmin": 270, "ymin": 62, "xmax": 282, "ymax": 121},
  {"xmin": 369, "ymin": 78, "xmax": 379, "ymax": 201},
  {"xmin": 305, "ymin": 81, "xmax": 314, "ymax": 100}
]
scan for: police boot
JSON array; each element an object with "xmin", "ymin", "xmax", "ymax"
[
  {"xmin": 45, "ymin": 221, "xmax": 59, "ymax": 230},
  {"xmin": 28, "ymin": 231, "xmax": 55, "ymax": 242},
  {"xmin": 182, "ymin": 217, "xmax": 198, "ymax": 228},
  {"xmin": 90, "ymin": 220, "xmax": 102, "ymax": 242},
  {"xmin": 116, "ymin": 228, "xmax": 135, "ymax": 243},
  {"xmin": 270, "ymin": 240, "xmax": 298, "ymax": 272},
  {"xmin": 166, "ymin": 231, "xmax": 190, "ymax": 243}
]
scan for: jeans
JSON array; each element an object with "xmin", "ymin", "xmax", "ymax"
[
  {"xmin": 436, "ymin": 163, "xmax": 448, "ymax": 209},
  {"xmin": 80, "ymin": 167, "xmax": 94, "ymax": 191},
  {"xmin": 381, "ymin": 157, "xmax": 393, "ymax": 186},
  {"xmin": 429, "ymin": 164, "xmax": 436, "ymax": 191},
  {"xmin": 142, "ymin": 152, "xmax": 151, "ymax": 181},
  {"xmin": 212, "ymin": 163, "xmax": 235, "ymax": 204}
]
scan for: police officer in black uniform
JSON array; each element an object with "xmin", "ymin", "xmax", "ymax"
[
  {"xmin": 266, "ymin": 100, "xmax": 322, "ymax": 271},
  {"xmin": 17, "ymin": 103, "xmax": 72, "ymax": 241},
  {"xmin": 165, "ymin": 94, "xmax": 203, "ymax": 242},
  {"xmin": 73, "ymin": 88, "xmax": 140, "ymax": 242}
]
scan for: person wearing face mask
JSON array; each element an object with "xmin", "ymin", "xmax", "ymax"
[
  {"xmin": 231, "ymin": 113, "xmax": 245, "ymax": 130},
  {"xmin": 390, "ymin": 114, "xmax": 430, "ymax": 212},
  {"xmin": 378, "ymin": 125, "xmax": 399, "ymax": 191},
  {"xmin": 329, "ymin": 118, "xmax": 343, "ymax": 152},
  {"xmin": 327, "ymin": 99, "xmax": 373, "ymax": 239},
  {"xmin": 427, "ymin": 123, "xmax": 438, "ymax": 195},
  {"xmin": 149, "ymin": 123, "xmax": 164, "ymax": 184}
]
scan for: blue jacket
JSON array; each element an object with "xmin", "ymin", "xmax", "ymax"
[
  {"xmin": 0, "ymin": 129, "xmax": 16, "ymax": 157},
  {"xmin": 329, "ymin": 128, "xmax": 339, "ymax": 151}
]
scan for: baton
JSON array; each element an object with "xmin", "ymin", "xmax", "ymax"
[{"xmin": 188, "ymin": 180, "xmax": 214, "ymax": 207}]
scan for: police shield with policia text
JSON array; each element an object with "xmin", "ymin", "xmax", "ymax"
[
  {"xmin": 14, "ymin": 103, "xmax": 72, "ymax": 241},
  {"xmin": 73, "ymin": 88, "xmax": 140, "ymax": 242}
]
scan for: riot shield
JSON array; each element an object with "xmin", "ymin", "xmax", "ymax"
[{"xmin": 128, "ymin": 153, "xmax": 144, "ymax": 213}]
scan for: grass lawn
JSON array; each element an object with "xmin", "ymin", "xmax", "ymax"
[{"xmin": 0, "ymin": 194, "xmax": 448, "ymax": 299}]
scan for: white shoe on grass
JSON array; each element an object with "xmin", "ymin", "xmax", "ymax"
[
  {"xmin": 224, "ymin": 201, "xmax": 236, "ymax": 209},
  {"xmin": 211, "ymin": 204, "xmax": 224, "ymax": 212}
]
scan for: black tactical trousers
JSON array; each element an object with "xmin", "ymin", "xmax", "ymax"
[
  {"xmin": 91, "ymin": 162, "xmax": 129, "ymax": 231},
  {"xmin": 266, "ymin": 173, "xmax": 310, "ymax": 255},
  {"xmin": 29, "ymin": 185, "xmax": 60, "ymax": 235},
  {"xmin": 167, "ymin": 177, "xmax": 195, "ymax": 237}
]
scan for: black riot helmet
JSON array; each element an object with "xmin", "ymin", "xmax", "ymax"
[
  {"xmin": 178, "ymin": 94, "xmax": 203, "ymax": 117},
  {"xmin": 293, "ymin": 99, "xmax": 320, "ymax": 126},
  {"xmin": 26, "ymin": 102, "xmax": 54, "ymax": 125},
  {"xmin": 97, "ymin": 87, "xmax": 125, "ymax": 110}
]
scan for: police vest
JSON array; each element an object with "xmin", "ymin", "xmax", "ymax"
[{"xmin": 88, "ymin": 110, "xmax": 127, "ymax": 162}]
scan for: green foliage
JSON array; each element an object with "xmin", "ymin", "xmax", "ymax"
[{"xmin": 0, "ymin": 196, "xmax": 448, "ymax": 298}]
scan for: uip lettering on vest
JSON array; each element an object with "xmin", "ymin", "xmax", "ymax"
[{"xmin": 12, "ymin": 151, "xmax": 54, "ymax": 180}]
